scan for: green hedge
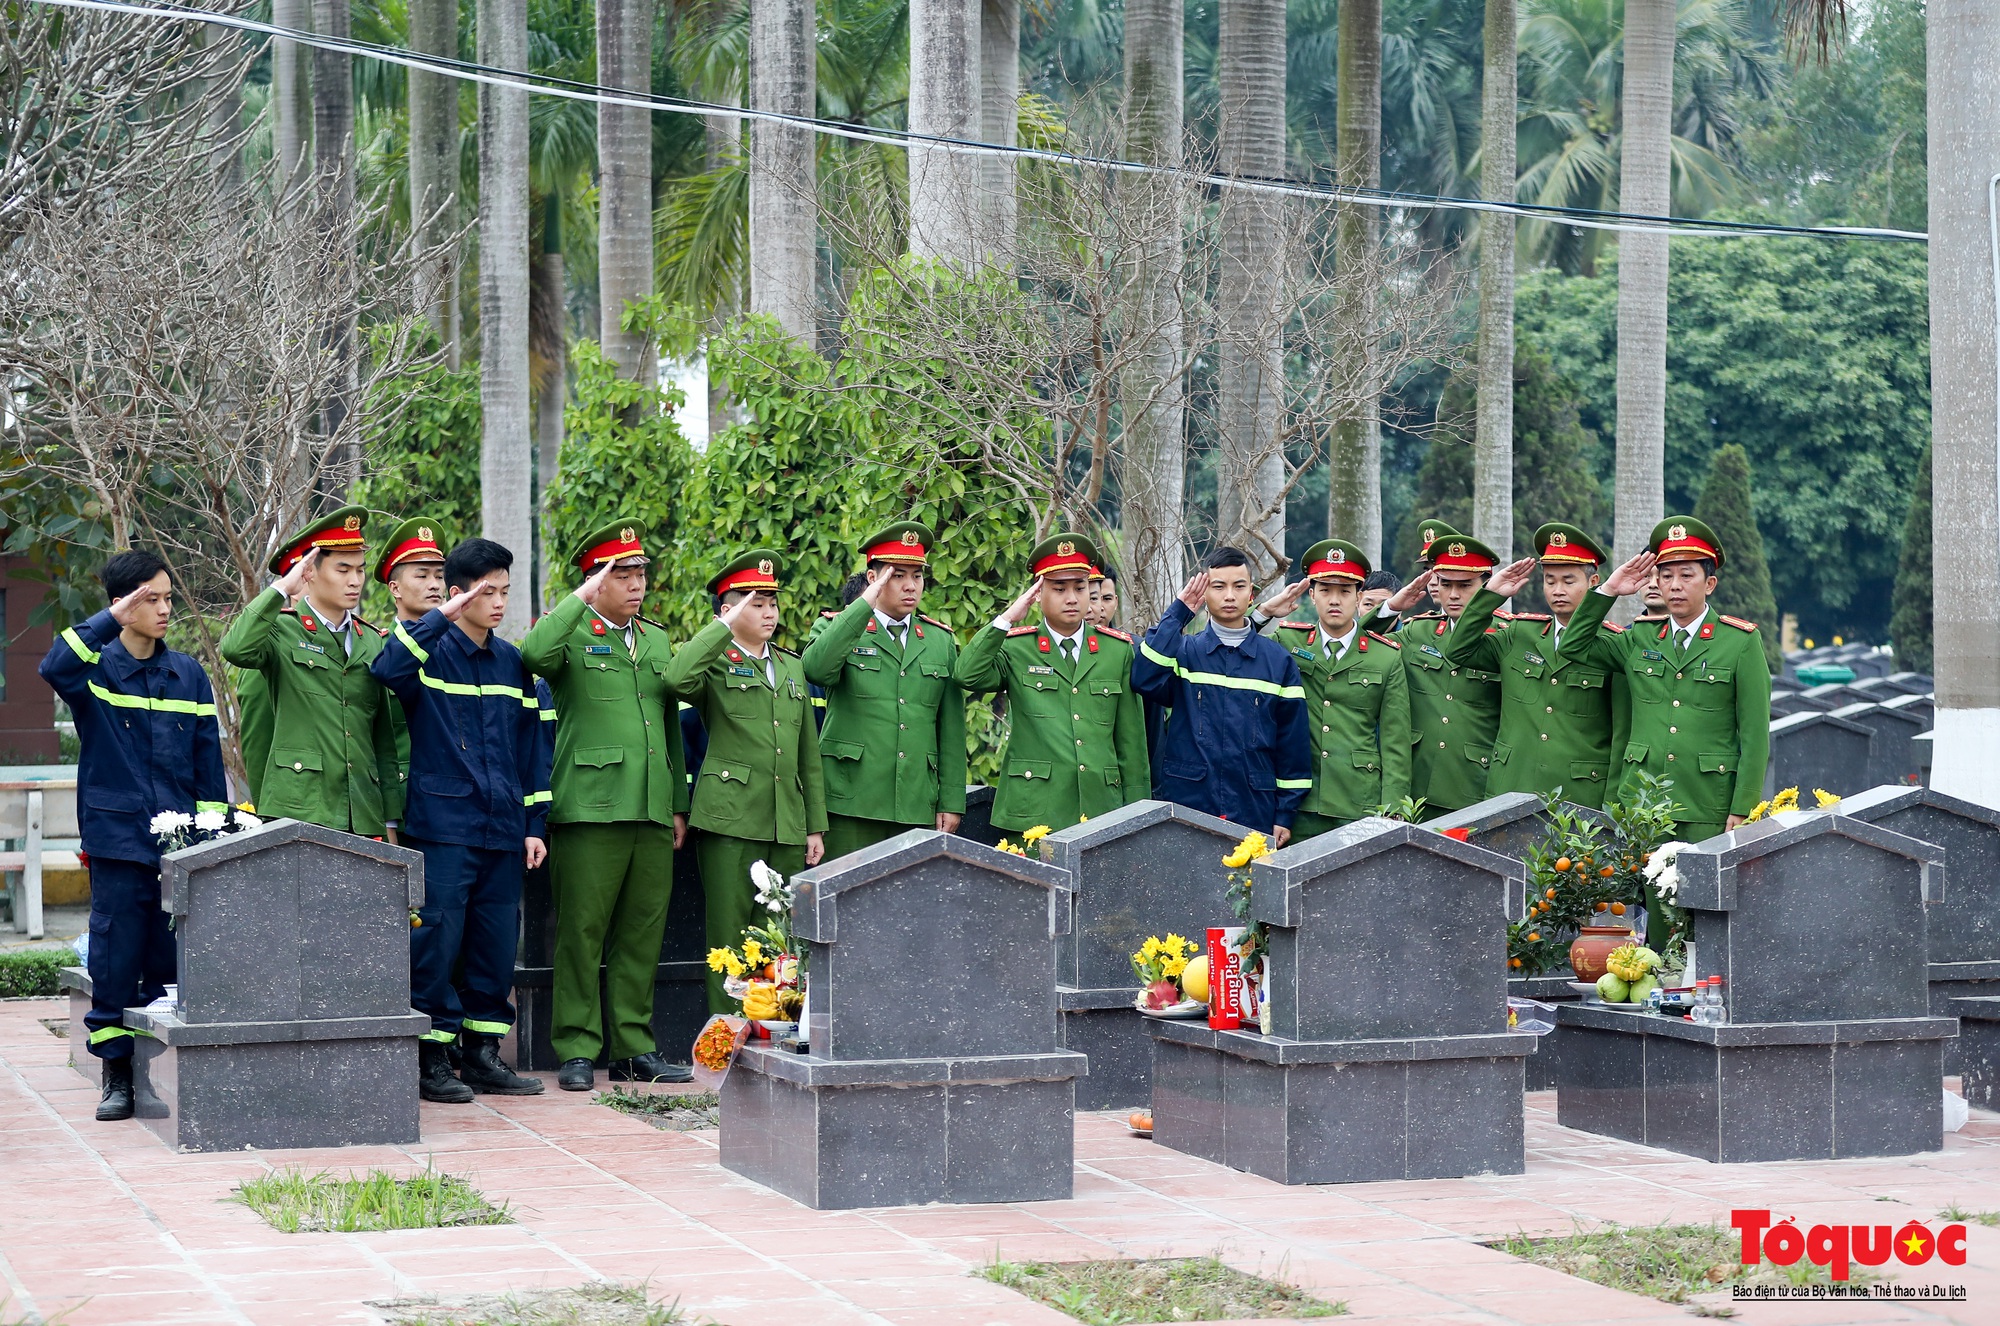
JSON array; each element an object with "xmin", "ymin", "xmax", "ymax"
[{"xmin": 0, "ymin": 949, "xmax": 71, "ymax": 998}]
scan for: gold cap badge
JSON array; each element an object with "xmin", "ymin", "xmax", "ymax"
[
  {"xmin": 900, "ymin": 529, "xmax": 920, "ymax": 546},
  {"xmin": 342, "ymin": 515, "xmax": 361, "ymax": 531},
  {"xmin": 417, "ymin": 525, "xmax": 433, "ymax": 541},
  {"xmin": 620, "ymin": 526, "xmax": 636, "ymax": 543},
  {"xmin": 1448, "ymin": 541, "xmax": 1466, "ymax": 557},
  {"xmin": 1669, "ymin": 524, "xmax": 1687, "ymax": 540},
  {"xmin": 1422, "ymin": 527, "xmax": 1436, "ymax": 543},
  {"xmin": 757, "ymin": 558, "xmax": 774, "ymax": 575},
  {"xmin": 1549, "ymin": 532, "xmax": 1568, "ymax": 548},
  {"xmin": 1329, "ymin": 549, "xmax": 1345, "ymax": 562},
  {"xmin": 1057, "ymin": 540, "xmax": 1076, "ymax": 556}
]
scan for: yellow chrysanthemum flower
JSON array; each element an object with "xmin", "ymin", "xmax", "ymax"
[
  {"xmin": 1814, "ymin": 788, "xmax": 1841, "ymax": 809},
  {"xmin": 1745, "ymin": 799, "xmax": 1772, "ymax": 823},
  {"xmin": 1022, "ymin": 825, "xmax": 1052, "ymax": 843},
  {"xmin": 706, "ymin": 947, "xmax": 734, "ymax": 973},
  {"xmin": 743, "ymin": 939, "xmax": 764, "ymax": 966},
  {"xmin": 724, "ymin": 953, "xmax": 747, "ymax": 978}
]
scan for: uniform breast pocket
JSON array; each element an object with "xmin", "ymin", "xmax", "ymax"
[
  {"xmin": 1085, "ymin": 680, "xmax": 1122, "ymax": 722},
  {"xmin": 820, "ymin": 739, "xmax": 864, "ymax": 763},
  {"xmin": 846, "ymin": 653, "xmax": 884, "ymax": 674},
  {"xmin": 572, "ymin": 746, "xmax": 624, "ymax": 806},
  {"xmin": 584, "ymin": 661, "xmax": 627, "ymax": 701},
  {"xmin": 720, "ymin": 679, "xmax": 766, "ymax": 718},
  {"xmin": 1690, "ymin": 666, "xmax": 1734, "ymax": 708},
  {"xmin": 916, "ymin": 661, "xmax": 951, "ymax": 699},
  {"xmin": 287, "ymin": 647, "xmax": 330, "ymax": 673},
  {"xmin": 1515, "ymin": 661, "xmax": 1546, "ymax": 684},
  {"xmin": 1560, "ymin": 669, "xmax": 1608, "ymax": 714},
  {"xmin": 696, "ymin": 763, "xmax": 747, "ymax": 819},
  {"xmin": 270, "ymin": 746, "xmax": 323, "ymax": 780}
]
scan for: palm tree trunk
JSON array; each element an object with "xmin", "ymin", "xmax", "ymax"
[
  {"xmin": 909, "ymin": 0, "xmax": 982, "ymax": 263},
  {"xmin": 271, "ymin": 0, "xmax": 312, "ymax": 208},
  {"xmin": 979, "ymin": 0, "xmax": 1020, "ymax": 260},
  {"xmin": 749, "ymin": 0, "xmax": 818, "ymax": 342},
  {"xmin": 1215, "ymin": 0, "xmax": 1287, "ymax": 577},
  {"xmin": 408, "ymin": 0, "xmax": 461, "ymax": 367},
  {"xmin": 599, "ymin": 0, "xmax": 654, "ymax": 381},
  {"xmin": 479, "ymin": 0, "xmax": 534, "ymax": 640},
  {"xmin": 1926, "ymin": 0, "xmax": 2000, "ymax": 802},
  {"xmin": 1328, "ymin": 0, "xmax": 1382, "ymax": 560},
  {"xmin": 1117, "ymin": 0, "xmax": 1186, "ymax": 623},
  {"xmin": 1472, "ymin": 0, "xmax": 1516, "ymax": 561},
  {"xmin": 1612, "ymin": 0, "xmax": 1673, "ymax": 600},
  {"xmin": 310, "ymin": 0, "xmax": 357, "ymax": 493}
]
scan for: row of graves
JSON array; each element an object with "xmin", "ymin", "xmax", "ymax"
[
  {"xmin": 1767, "ymin": 669, "xmax": 1934, "ymax": 799},
  {"xmin": 61, "ymin": 770, "xmax": 1998, "ymax": 1207}
]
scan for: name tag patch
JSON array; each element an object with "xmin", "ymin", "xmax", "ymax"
[
  {"xmin": 1525, "ymin": 651, "xmax": 1545, "ymax": 665},
  {"xmin": 584, "ymin": 645, "xmax": 613, "ymax": 655},
  {"xmin": 1421, "ymin": 644, "xmax": 1445, "ymax": 658},
  {"xmin": 1641, "ymin": 650, "xmax": 1665, "ymax": 661},
  {"xmin": 728, "ymin": 665, "xmax": 757, "ymax": 677},
  {"xmin": 297, "ymin": 642, "xmax": 325, "ymax": 655},
  {"xmin": 1028, "ymin": 665, "xmax": 1056, "ymax": 675},
  {"xmin": 852, "ymin": 647, "xmax": 878, "ymax": 656}
]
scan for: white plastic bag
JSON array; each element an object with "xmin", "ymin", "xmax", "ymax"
[{"xmin": 1944, "ymin": 1089, "xmax": 1970, "ymax": 1133}]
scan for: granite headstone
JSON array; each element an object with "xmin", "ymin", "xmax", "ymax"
[
  {"xmin": 1829, "ymin": 702, "xmax": 1926, "ymax": 790},
  {"xmin": 1884, "ymin": 672, "xmax": 1934, "ymax": 696},
  {"xmin": 1765, "ymin": 710, "xmax": 1874, "ymax": 799},
  {"xmin": 720, "ymin": 830, "xmax": 1085, "ymax": 1208}
]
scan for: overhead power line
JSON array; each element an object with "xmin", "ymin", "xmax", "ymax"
[{"xmin": 30, "ymin": 0, "xmax": 1931, "ymax": 245}]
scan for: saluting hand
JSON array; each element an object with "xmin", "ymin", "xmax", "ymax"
[
  {"xmin": 1382, "ymin": 570, "xmax": 1434, "ymax": 615},
  {"xmin": 1000, "ymin": 577, "xmax": 1043, "ymax": 627},
  {"xmin": 575, "ymin": 560, "xmax": 612, "ymax": 607},
  {"xmin": 1487, "ymin": 557, "xmax": 1537, "ymax": 600},
  {"xmin": 1177, "ymin": 571, "xmax": 1211, "ymax": 612},
  {"xmin": 441, "ymin": 578, "xmax": 497, "ymax": 621},
  {"xmin": 1601, "ymin": 551, "xmax": 1659, "ymax": 597},
  {"xmin": 107, "ymin": 582, "xmax": 160, "ymax": 627},
  {"xmin": 1256, "ymin": 579, "xmax": 1309, "ymax": 620},
  {"xmin": 719, "ymin": 589, "xmax": 758, "ymax": 629},
  {"xmin": 860, "ymin": 569, "xmax": 890, "ymax": 611},
  {"xmin": 272, "ymin": 546, "xmax": 320, "ymax": 601}
]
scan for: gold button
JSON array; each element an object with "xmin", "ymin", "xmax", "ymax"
[
  {"xmin": 1073, "ymin": 688, "xmax": 1080, "ymax": 695},
  {"xmin": 1445, "ymin": 694, "xmax": 1453, "ymax": 701},
  {"xmin": 900, "ymin": 724, "xmax": 907, "ymax": 730},
  {"xmin": 1323, "ymin": 700, "xmax": 1331, "ymax": 707},
  {"xmin": 1669, "ymin": 725, "xmax": 1678, "ymax": 734},
  {"xmin": 1667, "ymin": 753, "xmax": 1676, "ymax": 761},
  {"xmin": 1079, "ymin": 764, "xmax": 1086, "ymax": 771},
  {"xmin": 1441, "ymin": 716, "xmax": 1450, "ymax": 724},
  {"xmin": 1545, "ymin": 706, "xmax": 1553, "ymax": 714},
  {"xmin": 1323, "ymin": 726, "xmax": 1330, "ymax": 733},
  {"xmin": 1550, "ymin": 677, "xmax": 1559, "ymax": 685},
  {"xmin": 1438, "ymin": 741, "xmax": 1446, "ymax": 749},
  {"xmin": 293, "ymin": 762, "xmax": 302, "ymax": 771},
  {"xmin": 1673, "ymin": 700, "xmax": 1681, "ymax": 708},
  {"xmin": 1073, "ymin": 714, "xmax": 1082, "ymax": 721},
  {"xmin": 1540, "ymin": 734, "xmax": 1549, "ymax": 741},
  {"xmin": 898, "ymin": 698, "xmax": 906, "ymax": 705},
  {"xmin": 1676, "ymin": 672, "xmax": 1684, "ymax": 680}
]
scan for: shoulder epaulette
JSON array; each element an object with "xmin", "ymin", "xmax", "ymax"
[
  {"xmin": 1095, "ymin": 626, "xmax": 1132, "ymax": 643},
  {"xmin": 1511, "ymin": 612, "xmax": 1551, "ymax": 622},
  {"xmin": 1720, "ymin": 614, "xmax": 1759, "ymax": 632},
  {"xmin": 1276, "ymin": 620, "xmax": 1315, "ymax": 631},
  {"xmin": 920, "ymin": 613, "xmax": 952, "ymax": 630},
  {"xmin": 638, "ymin": 615, "xmax": 671, "ymax": 632},
  {"xmin": 1406, "ymin": 610, "xmax": 1442, "ymax": 621},
  {"xmin": 1493, "ymin": 609, "xmax": 1515, "ymax": 620},
  {"xmin": 1007, "ymin": 625, "xmax": 1040, "ymax": 637},
  {"xmin": 1600, "ymin": 621, "xmax": 1626, "ymax": 634},
  {"xmin": 819, "ymin": 609, "xmax": 840, "ymax": 620},
  {"xmin": 775, "ymin": 643, "xmax": 800, "ymax": 657},
  {"xmin": 352, "ymin": 614, "xmax": 378, "ymax": 633},
  {"xmin": 1367, "ymin": 631, "xmax": 1400, "ymax": 649}
]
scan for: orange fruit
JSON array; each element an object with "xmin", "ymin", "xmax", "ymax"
[
  {"xmin": 1555, "ymin": 857, "xmax": 1572, "ymax": 873},
  {"xmin": 1611, "ymin": 902, "xmax": 1626, "ymax": 915},
  {"xmin": 1599, "ymin": 866, "xmax": 1615, "ymax": 878},
  {"xmin": 1545, "ymin": 888, "xmax": 1557, "ymax": 900},
  {"xmin": 1509, "ymin": 957, "xmax": 1523, "ymax": 969},
  {"xmin": 1526, "ymin": 932, "xmax": 1541, "ymax": 942}
]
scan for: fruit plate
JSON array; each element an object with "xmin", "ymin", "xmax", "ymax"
[
  {"xmin": 1128, "ymin": 1111, "xmax": 1154, "ymax": 1138},
  {"xmin": 1137, "ymin": 999, "xmax": 1207, "ymax": 1019},
  {"xmin": 1566, "ymin": 980, "xmax": 1602, "ymax": 1002}
]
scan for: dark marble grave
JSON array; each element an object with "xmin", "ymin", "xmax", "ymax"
[
  {"xmin": 1882, "ymin": 691, "xmax": 1935, "ymax": 731},
  {"xmin": 59, "ymin": 966, "xmax": 93, "ymax": 1085},
  {"xmin": 1953, "ymin": 995, "xmax": 2000, "ymax": 1109},
  {"xmin": 1885, "ymin": 672, "xmax": 1935, "ymax": 695},
  {"xmin": 721, "ymin": 830, "xmax": 1085, "ymax": 1208},
  {"xmin": 1554, "ymin": 811, "xmax": 1951, "ymax": 1161},
  {"xmin": 1765, "ymin": 710, "xmax": 1874, "ymax": 799},
  {"xmin": 1829, "ymin": 702, "xmax": 1926, "ymax": 790},
  {"xmin": 1770, "ymin": 691, "xmax": 1836, "ymax": 717},
  {"xmin": 130, "ymin": 821, "xmax": 428, "ymax": 1151},
  {"xmin": 955, "ymin": 784, "xmax": 1003, "ymax": 847},
  {"xmin": 1042, "ymin": 800, "xmax": 1244, "ymax": 1109},
  {"xmin": 1148, "ymin": 818, "xmax": 1535, "ymax": 1183}
]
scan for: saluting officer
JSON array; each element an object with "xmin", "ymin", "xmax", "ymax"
[
  {"xmin": 1373, "ymin": 533, "xmax": 1506, "ymax": 816},
  {"xmin": 955, "ymin": 533, "xmax": 1150, "ymax": 833},
  {"xmin": 668, "ymin": 550, "xmax": 827, "ymax": 1013},
  {"xmin": 220, "ymin": 507, "xmax": 399, "ymax": 835},
  {"xmin": 519, "ymin": 522, "xmax": 692, "ymax": 1090},
  {"xmin": 40, "ymin": 550, "xmax": 228, "ymax": 1122},
  {"xmin": 801, "ymin": 522, "xmax": 966, "ymax": 860},
  {"xmin": 1443, "ymin": 523, "xmax": 1630, "ymax": 808},
  {"xmin": 1557, "ymin": 517, "xmax": 1772, "ymax": 845},
  {"xmin": 1256, "ymin": 540, "xmax": 1411, "ymax": 838},
  {"xmin": 373, "ymin": 516, "xmax": 448, "ymax": 838}
]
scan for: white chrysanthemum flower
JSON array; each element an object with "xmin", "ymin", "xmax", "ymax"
[
  {"xmin": 194, "ymin": 811, "xmax": 228, "ymax": 833},
  {"xmin": 232, "ymin": 810, "xmax": 262, "ymax": 830},
  {"xmin": 149, "ymin": 811, "xmax": 193, "ymax": 835}
]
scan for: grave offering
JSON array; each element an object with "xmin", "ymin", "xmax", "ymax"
[
  {"xmin": 513, "ymin": 846, "xmax": 708, "ymax": 1070},
  {"xmin": 1842, "ymin": 784, "xmax": 2000, "ymax": 1070},
  {"xmin": 1828, "ymin": 702, "xmax": 1926, "ymax": 789},
  {"xmin": 1147, "ymin": 817, "xmax": 1535, "ymax": 1184},
  {"xmin": 127, "ymin": 820, "xmax": 428, "ymax": 1151},
  {"xmin": 1041, "ymin": 800, "xmax": 1244, "ymax": 1108},
  {"xmin": 1765, "ymin": 710, "xmax": 1873, "ymax": 798},
  {"xmin": 1554, "ymin": 811, "xmax": 1951, "ymax": 1161},
  {"xmin": 720, "ymin": 830, "xmax": 1085, "ymax": 1208}
]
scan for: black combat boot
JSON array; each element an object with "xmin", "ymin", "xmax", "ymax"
[
  {"xmin": 557, "ymin": 1058, "xmax": 595, "ymax": 1091},
  {"xmin": 419, "ymin": 1040, "xmax": 475, "ymax": 1104},
  {"xmin": 610, "ymin": 1051, "xmax": 694, "ymax": 1084},
  {"xmin": 96, "ymin": 1057, "xmax": 135, "ymax": 1122},
  {"xmin": 459, "ymin": 1033, "xmax": 546, "ymax": 1096}
]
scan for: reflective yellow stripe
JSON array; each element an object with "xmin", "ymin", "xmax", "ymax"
[
  {"xmin": 1143, "ymin": 641, "xmax": 1302, "ymax": 697},
  {"xmin": 86, "ymin": 681, "xmax": 217, "ymax": 716},
  {"xmin": 88, "ymin": 1026, "xmax": 135, "ymax": 1044},
  {"xmin": 539, "ymin": 708, "xmax": 557, "ymax": 721},
  {"xmin": 420, "ymin": 1029, "xmax": 456, "ymax": 1043},
  {"xmin": 812, "ymin": 697, "xmax": 827, "ymax": 709},
  {"xmin": 461, "ymin": 1019, "xmax": 511, "ymax": 1035},
  {"xmin": 1140, "ymin": 641, "xmax": 1177, "ymax": 669},
  {"xmin": 195, "ymin": 801, "xmax": 229, "ymax": 813},
  {"xmin": 393, "ymin": 622, "xmax": 431, "ymax": 664},
  {"xmin": 416, "ymin": 672, "xmax": 527, "ymax": 702},
  {"xmin": 677, "ymin": 701, "xmax": 694, "ymax": 712},
  {"xmin": 62, "ymin": 627, "xmax": 102, "ymax": 664},
  {"xmin": 1275, "ymin": 779, "xmax": 1313, "ymax": 789},
  {"xmin": 524, "ymin": 791, "xmax": 551, "ymax": 806}
]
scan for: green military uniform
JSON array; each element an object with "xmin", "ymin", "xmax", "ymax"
[
  {"xmin": 953, "ymin": 533, "xmax": 1150, "ymax": 833},
  {"xmin": 219, "ymin": 507, "xmax": 400, "ymax": 835},
  {"xmin": 800, "ymin": 523, "xmax": 967, "ymax": 861},
  {"xmin": 234, "ymin": 668, "xmax": 273, "ymax": 804},
  {"xmin": 520, "ymin": 521, "xmax": 691, "ymax": 1064},
  {"xmin": 372, "ymin": 516, "xmax": 449, "ymax": 826},
  {"xmin": 1275, "ymin": 540, "xmax": 1412, "ymax": 839},
  {"xmin": 667, "ymin": 550, "xmax": 827, "ymax": 1013},
  {"xmin": 1442, "ymin": 524, "xmax": 1630, "ymax": 809},
  {"xmin": 1558, "ymin": 516, "xmax": 1772, "ymax": 842},
  {"xmin": 1378, "ymin": 532, "xmax": 1504, "ymax": 817}
]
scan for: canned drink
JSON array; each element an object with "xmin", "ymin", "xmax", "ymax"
[{"xmin": 1207, "ymin": 926, "xmax": 1246, "ymax": 1029}]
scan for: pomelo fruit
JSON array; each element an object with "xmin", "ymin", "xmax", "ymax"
[
  {"xmin": 1596, "ymin": 972, "xmax": 1630, "ymax": 1002},
  {"xmin": 1181, "ymin": 955, "xmax": 1211, "ymax": 1003},
  {"xmin": 1629, "ymin": 974, "xmax": 1659, "ymax": 1003}
]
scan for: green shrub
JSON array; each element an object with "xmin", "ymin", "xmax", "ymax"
[{"xmin": 0, "ymin": 950, "xmax": 71, "ymax": 998}]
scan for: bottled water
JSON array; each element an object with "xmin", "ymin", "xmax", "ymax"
[
  {"xmin": 1710, "ymin": 977, "xmax": 1729, "ymax": 1025},
  {"xmin": 1691, "ymin": 978, "xmax": 1716, "ymax": 1025}
]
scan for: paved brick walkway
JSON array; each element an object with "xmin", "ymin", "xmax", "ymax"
[{"xmin": 2, "ymin": 998, "xmax": 1995, "ymax": 1326}]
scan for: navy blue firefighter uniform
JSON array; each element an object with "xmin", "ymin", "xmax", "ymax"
[
  {"xmin": 1131, "ymin": 599, "xmax": 1312, "ymax": 832},
  {"xmin": 38, "ymin": 611, "xmax": 227, "ymax": 1062},
  {"xmin": 371, "ymin": 609, "xmax": 550, "ymax": 1095}
]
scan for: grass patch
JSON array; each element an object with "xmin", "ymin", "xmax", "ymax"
[
  {"xmin": 980, "ymin": 1256, "xmax": 1344, "ymax": 1323},
  {"xmin": 378, "ymin": 1282, "xmax": 688, "ymax": 1325},
  {"xmin": 0, "ymin": 949, "xmax": 69, "ymax": 998},
  {"xmin": 234, "ymin": 1165, "xmax": 511, "ymax": 1233},
  {"xmin": 595, "ymin": 1087, "xmax": 721, "ymax": 1132},
  {"xmin": 1941, "ymin": 1203, "xmax": 2000, "ymax": 1227},
  {"xmin": 1496, "ymin": 1223, "xmax": 1882, "ymax": 1304}
]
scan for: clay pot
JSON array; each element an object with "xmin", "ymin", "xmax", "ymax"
[{"xmin": 1569, "ymin": 926, "xmax": 1635, "ymax": 982}]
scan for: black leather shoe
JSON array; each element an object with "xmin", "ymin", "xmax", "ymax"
[
  {"xmin": 557, "ymin": 1058, "xmax": 595, "ymax": 1091},
  {"xmin": 96, "ymin": 1057, "xmax": 135, "ymax": 1122},
  {"xmin": 459, "ymin": 1033, "xmax": 546, "ymax": 1095},
  {"xmin": 419, "ymin": 1041, "xmax": 474, "ymax": 1104},
  {"xmin": 610, "ymin": 1051, "xmax": 693, "ymax": 1084}
]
